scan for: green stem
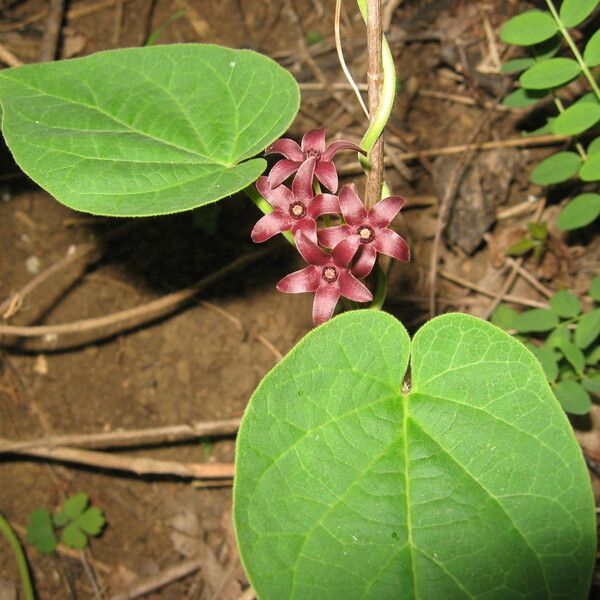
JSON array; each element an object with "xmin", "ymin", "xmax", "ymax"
[
  {"xmin": 243, "ymin": 185, "xmax": 295, "ymax": 246},
  {"xmin": 369, "ymin": 264, "xmax": 388, "ymax": 310},
  {"xmin": 545, "ymin": 0, "xmax": 600, "ymax": 101},
  {"xmin": 552, "ymin": 95, "xmax": 587, "ymax": 159},
  {"xmin": 356, "ymin": 0, "xmax": 397, "ymax": 162},
  {"xmin": 0, "ymin": 512, "xmax": 35, "ymax": 600}
]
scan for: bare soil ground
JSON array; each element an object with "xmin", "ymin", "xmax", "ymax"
[{"xmin": 0, "ymin": 0, "xmax": 599, "ymax": 598}]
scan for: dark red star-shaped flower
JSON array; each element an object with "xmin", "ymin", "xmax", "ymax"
[
  {"xmin": 276, "ymin": 232, "xmax": 372, "ymax": 325},
  {"xmin": 265, "ymin": 128, "xmax": 364, "ymax": 193},
  {"xmin": 318, "ymin": 184, "xmax": 410, "ymax": 278},
  {"xmin": 251, "ymin": 158, "xmax": 339, "ymax": 244}
]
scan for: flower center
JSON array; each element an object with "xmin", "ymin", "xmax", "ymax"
[
  {"xmin": 304, "ymin": 149, "xmax": 321, "ymax": 159},
  {"xmin": 358, "ymin": 225, "xmax": 375, "ymax": 243},
  {"xmin": 289, "ymin": 201, "xmax": 307, "ymax": 219},
  {"xmin": 322, "ymin": 266, "xmax": 338, "ymax": 283}
]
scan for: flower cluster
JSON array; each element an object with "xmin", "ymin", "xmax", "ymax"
[{"xmin": 252, "ymin": 128, "xmax": 409, "ymax": 325}]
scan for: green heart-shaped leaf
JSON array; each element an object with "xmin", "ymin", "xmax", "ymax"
[
  {"xmin": 234, "ymin": 311, "xmax": 595, "ymax": 599},
  {"xmin": 0, "ymin": 45, "xmax": 299, "ymax": 216}
]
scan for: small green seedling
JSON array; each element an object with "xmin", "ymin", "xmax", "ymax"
[
  {"xmin": 27, "ymin": 493, "xmax": 106, "ymax": 554},
  {"xmin": 505, "ymin": 221, "xmax": 549, "ymax": 262}
]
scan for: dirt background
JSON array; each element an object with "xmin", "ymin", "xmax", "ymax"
[{"xmin": 0, "ymin": 0, "xmax": 599, "ymax": 598}]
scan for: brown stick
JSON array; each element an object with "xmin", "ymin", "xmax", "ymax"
[
  {"xmin": 109, "ymin": 558, "xmax": 202, "ymax": 600},
  {"xmin": 505, "ymin": 257, "xmax": 554, "ymax": 298},
  {"xmin": 38, "ymin": 0, "xmax": 66, "ymax": 62},
  {"xmin": 0, "ymin": 247, "xmax": 271, "ymax": 351},
  {"xmin": 336, "ymin": 134, "xmax": 571, "ymax": 176},
  {"xmin": 364, "ymin": 0, "xmax": 384, "ymax": 209},
  {"xmin": 1, "ymin": 221, "xmax": 138, "ymax": 323},
  {"xmin": 0, "ymin": 43, "xmax": 23, "ymax": 67},
  {"xmin": 439, "ymin": 271, "xmax": 549, "ymax": 309},
  {"xmin": 3, "ymin": 440, "xmax": 234, "ymax": 479},
  {"xmin": 1, "ymin": 243, "xmax": 103, "ymax": 320},
  {"xmin": 0, "ymin": 418, "xmax": 241, "ymax": 453},
  {"xmin": 418, "ymin": 88, "xmax": 511, "ymax": 112}
]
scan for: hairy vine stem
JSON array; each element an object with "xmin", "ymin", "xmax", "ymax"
[
  {"xmin": 364, "ymin": 0, "xmax": 384, "ymax": 209},
  {"xmin": 356, "ymin": 0, "xmax": 397, "ymax": 196},
  {"xmin": 356, "ymin": 0, "xmax": 397, "ymax": 307}
]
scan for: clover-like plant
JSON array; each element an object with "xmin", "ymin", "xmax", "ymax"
[
  {"xmin": 26, "ymin": 492, "xmax": 106, "ymax": 553},
  {"xmin": 500, "ymin": 0, "xmax": 600, "ymax": 231},
  {"xmin": 0, "ymin": 1, "xmax": 596, "ymax": 598}
]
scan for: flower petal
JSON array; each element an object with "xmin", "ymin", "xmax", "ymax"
[
  {"xmin": 296, "ymin": 232, "xmax": 330, "ymax": 266},
  {"xmin": 369, "ymin": 195, "xmax": 406, "ymax": 228},
  {"xmin": 338, "ymin": 271, "xmax": 372, "ymax": 303},
  {"xmin": 276, "ymin": 266, "xmax": 321, "ymax": 294},
  {"xmin": 321, "ymin": 140, "xmax": 364, "ymax": 162},
  {"xmin": 256, "ymin": 177, "xmax": 295, "ymax": 212},
  {"xmin": 292, "ymin": 218, "xmax": 318, "ymax": 245},
  {"xmin": 339, "ymin": 184, "xmax": 368, "ymax": 225},
  {"xmin": 267, "ymin": 159, "xmax": 301, "ymax": 188},
  {"xmin": 314, "ymin": 161, "xmax": 338, "ymax": 192},
  {"xmin": 301, "ymin": 128, "xmax": 326, "ymax": 154},
  {"xmin": 318, "ymin": 225, "xmax": 351, "ymax": 248},
  {"xmin": 291, "ymin": 157, "xmax": 316, "ymax": 204},
  {"xmin": 332, "ymin": 235, "xmax": 361, "ymax": 267},
  {"xmin": 265, "ymin": 138, "xmax": 303, "ymax": 161},
  {"xmin": 251, "ymin": 211, "xmax": 294, "ymax": 243},
  {"xmin": 374, "ymin": 228, "xmax": 410, "ymax": 261},
  {"xmin": 312, "ymin": 284, "xmax": 340, "ymax": 325},
  {"xmin": 307, "ymin": 193, "xmax": 340, "ymax": 218},
  {"xmin": 352, "ymin": 244, "xmax": 377, "ymax": 279}
]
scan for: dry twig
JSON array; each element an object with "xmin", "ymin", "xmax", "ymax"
[
  {"xmin": 0, "ymin": 43, "xmax": 23, "ymax": 67},
  {"xmin": 109, "ymin": 559, "xmax": 202, "ymax": 600},
  {"xmin": 0, "ymin": 418, "xmax": 241, "ymax": 453},
  {"xmin": 439, "ymin": 271, "xmax": 549, "ymax": 309},
  {"xmin": 38, "ymin": 0, "xmax": 66, "ymax": 62},
  {"xmin": 0, "ymin": 248, "xmax": 272, "ymax": 351},
  {"xmin": 2, "ymin": 439, "xmax": 234, "ymax": 479},
  {"xmin": 336, "ymin": 134, "xmax": 571, "ymax": 176}
]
